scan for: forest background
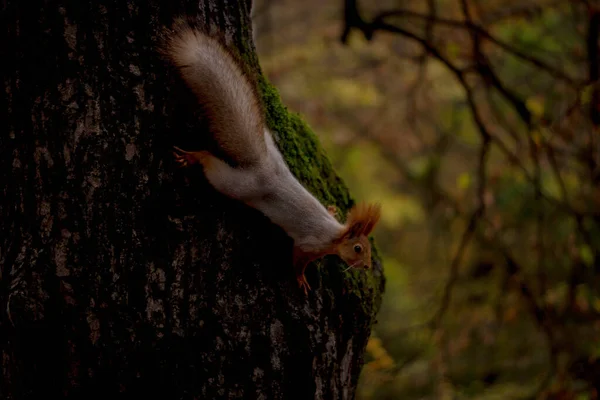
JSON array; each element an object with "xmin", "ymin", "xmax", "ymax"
[{"xmin": 253, "ymin": 0, "xmax": 600, "ymax": 398}]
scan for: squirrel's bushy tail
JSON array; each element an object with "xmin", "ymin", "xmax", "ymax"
[{"xmin": 161, "ymin": 20, "xmax": 266, "ymax": 166}]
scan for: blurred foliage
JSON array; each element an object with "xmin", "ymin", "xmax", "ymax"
[{"xmin": 253, "ymin": 0, "xmax": 600, "ymax": 398}]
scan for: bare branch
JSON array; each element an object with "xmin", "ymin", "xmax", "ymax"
[
  {"xmin": 365, "ymin": 9, "xmax": 577, "ymax": 85},
  {"xmin": 431, "ymin": 133, "xmax": 490, "ymax": 327},
  {"xmin": 587, "ymin": 4, "xmax": 600, "ymax": 126}
]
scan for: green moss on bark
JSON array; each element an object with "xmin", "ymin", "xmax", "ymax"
[
  {"xmin": 258, "ymin": 76, "xmax": 350, "ymax": 208},
  {"xmin": 258, "ymin": 76, "xmax": 385, "ymax": 320}
]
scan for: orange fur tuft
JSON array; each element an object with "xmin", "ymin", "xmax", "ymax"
[{"xmin": 342, "ymin": 202, "xmax": 381, "ymax": 238}]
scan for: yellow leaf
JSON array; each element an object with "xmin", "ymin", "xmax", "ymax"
[
  {"xmin": 378, "ymin": 354, "xmax": 395, "ymax": 369},
  {"xmin": 456, "ymin": 172, "xmax": 471, "ymax": 190},
  {"xmin": 581, "ymin": 84, "xmax": 594, "ymax": 105},
  {"xmin": 366, "ymin": 337, "xmax": 382, "ymax": 352},
  {"xmin": 515, "ymin": 171, "xmax": 526, "ymax": 183},
  {"xmin": 327, "ymin": 78, "xmax": 381, "ymax": 107},
  {"xmin": 580, "ymin": 245, "xmax": 594, "ymax": 267},
  {"xmin": 344, "ymin": 30, "xmax": 369, "ymax": 49},
  {"xmin": 366, "ymin": 337, "xmax": 396, "ymax": 370},
  {"xmin": 593, "ymin": 298, "xmax": 600, "ymax": 312},
  {"xmin": 526, "ymin": 96, "xmax": 545, "ymax": 117},
  {"xmin": 446, "ymin": 42, "xmax": 460, "ymax": 60}
]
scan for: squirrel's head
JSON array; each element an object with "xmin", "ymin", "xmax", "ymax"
[{"xmin": 335, "ymin": 203, "xmax": 381, "ymax": 270}]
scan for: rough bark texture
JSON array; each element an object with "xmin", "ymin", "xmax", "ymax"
[{"xmin": 0, "ymin": 1, "xmax": 384, "ymax": 399}]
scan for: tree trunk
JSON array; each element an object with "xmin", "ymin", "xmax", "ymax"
[{"xmin": 0, "ymin": 1, "xmax": 384, "ymax": 399}]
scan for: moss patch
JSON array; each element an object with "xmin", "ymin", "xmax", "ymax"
[
  {"xmin": 258, "ymin": 76, "xmax": 351, "ymax": 208},
  {"xmin": 258, "ymin": 75, "xmax": 385, "ymax": 318}
]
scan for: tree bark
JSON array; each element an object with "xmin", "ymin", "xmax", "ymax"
[{"xmin": 0, "ymin": 1, "xmax": 384, "ymax": 399}]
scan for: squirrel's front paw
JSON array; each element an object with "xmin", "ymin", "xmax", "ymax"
[
  {"xmin": 296, "ymin": 274, "xmax": 311, "ymax": 295},
  {"xmin": 173, "ymin": 146, "xmax": 195, "ymax": 168},
  {"xmin": 327, "ymin": 205, "xmax": 339, "ymax": 219}
]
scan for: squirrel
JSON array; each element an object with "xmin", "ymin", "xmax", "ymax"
[{"xmin": 161, "ymin": 21, "xmax": 381, "ymax": 294}]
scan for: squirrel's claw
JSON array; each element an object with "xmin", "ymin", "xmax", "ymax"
[
  {"xmin": 173, "ymin": 146, "xmax": 196, "ymax": 168},
  {"xmin": 327, "ymin": 205, "xmax": 338, "ymax": 218},
  {"xmin": 173, "ymin": 153, "xmax": 188, "ymax": 168},
  {"xmin": 296, "ymin": 274, "xmax": 311, "ymax": 295}
]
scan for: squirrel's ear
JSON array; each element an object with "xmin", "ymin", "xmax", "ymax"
[
  {"xmin": 343, "ymin": 202, "xmax": 381, "ymax": 238},
  {"xmin": 346, "ymin": 221, "xmax": 364, "ymax": 239},
  {"xmin": 361, "ymin": 214, "xmax": 379, "ymax": 235},
  {"xmin": 336, "ymin": 202, "xmax": 382, "ymax": 242}
]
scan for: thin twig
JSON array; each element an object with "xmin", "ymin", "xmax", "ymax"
[{"xmin": 369, "ymin": 9, "xmax": 577, "ymax": 84}]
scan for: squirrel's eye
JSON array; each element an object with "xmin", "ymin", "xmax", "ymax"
[{"xmin": 353, "ymin": 244, "xmax": 362, "ymax": 253}]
